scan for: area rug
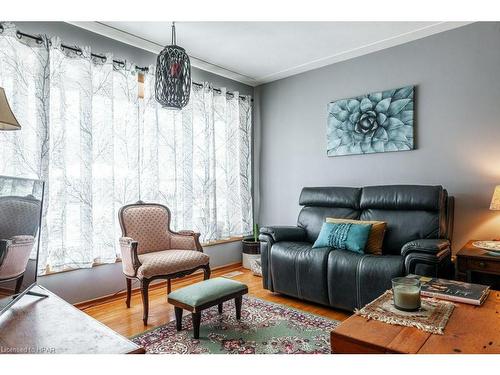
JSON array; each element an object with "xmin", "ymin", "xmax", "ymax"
[
  {"xmin": 355, "ymin": 290, "xmax": 455, "ymax": 335},
  {"xmin": 132, "ymin": 296, "xmax": 339, "ymax": 354}
]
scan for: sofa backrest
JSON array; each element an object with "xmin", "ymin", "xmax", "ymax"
[{"xmin": 297, "ymin": 185, "xmax": 451, "ymax": 255}]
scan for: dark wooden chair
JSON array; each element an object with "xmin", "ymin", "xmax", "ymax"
[{"xmin": 118, "ymin": 202, "xmax": 210, "ymax": 325}]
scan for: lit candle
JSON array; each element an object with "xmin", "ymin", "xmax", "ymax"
[{"xmin": 392, "ymin": 277, "xmax": 421, "ymax": 311}]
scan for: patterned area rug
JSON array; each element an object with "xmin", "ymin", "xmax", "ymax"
[{"xmin": 132, "ymin": 296, "xmax": 339, "ymax": 354}]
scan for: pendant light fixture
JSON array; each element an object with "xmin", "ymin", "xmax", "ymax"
[{"xmin": 155, "ymin": 22, "xmax": 191, "ymax": 109}]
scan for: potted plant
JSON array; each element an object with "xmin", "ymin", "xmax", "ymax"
[{"xmin": 242, "ymin": 224, "xmax": 260, "ymax": 269}]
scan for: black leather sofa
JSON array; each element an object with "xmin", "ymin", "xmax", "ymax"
[{"xmin": 259, "ymin": 185, "xmax": 454, "ymax": 311}]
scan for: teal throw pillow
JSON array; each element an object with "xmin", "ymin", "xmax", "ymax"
[{"xmin": 312, "ymin": 222, "xmax": 372, "ymax": 254}]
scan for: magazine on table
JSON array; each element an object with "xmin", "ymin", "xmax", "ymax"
[{"xmin": 412, "ymin": 276, "xmax": 490, "ymax": 306}]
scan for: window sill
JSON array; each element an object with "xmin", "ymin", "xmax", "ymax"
[
  {"xmin": 40, "ymin": 237, "xmax": 245, "ymax": 276},
  {"xmin": 202, "ymin": 236, "xmax": 244, "ymax": 247}
]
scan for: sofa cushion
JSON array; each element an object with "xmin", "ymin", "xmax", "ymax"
[
  {"xmin": 357, "ymin": 254, "xmax": 404, "ymax": 307},
  {"xmin": 298, "ymin": 206, "xmax": 359, "ymax": 243},
  {"xmin": 327, "ymin": 250, "xmax": 363, "ymax": 311},
  {"xmin": 299, "ymin": 187, "xmax": 361, "ymax": 208},
  {"xmin": 271, "ymin": 241, "xmax": 332, "ymax": 305},
  {"xmin": 137, "ymin": 249, "xmax": 209, "ymax": 279},
  {"xmin": 312, "ymin": 222, "xmax": 372, "ymax": 254},
  {"xmin": 327, "ymin": 250, "xmax": 404, "ymax": 310},
  {"xmin": 359, "ymin": 185, "xmax": 443, "ymax": 211},
  {"xmin": 360, "ymin": 209, "xmax": 439, "ymax": 255}
]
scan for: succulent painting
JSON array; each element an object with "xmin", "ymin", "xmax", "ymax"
[{"xmin": 327, "ymin": 86, "xmax": 414, "ymax": 156}]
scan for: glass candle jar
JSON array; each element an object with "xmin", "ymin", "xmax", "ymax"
[{"xmin": 392, "ymin": 277, "xmax": 421, "ymax": 312}]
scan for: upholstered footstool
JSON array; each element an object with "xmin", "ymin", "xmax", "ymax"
[{"xmin": 167, "ymin": 277, "xmax": 248, "ymax": 339}]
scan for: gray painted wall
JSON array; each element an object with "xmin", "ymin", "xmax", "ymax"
[
  {"xmin": 257, "ymin": 22, "xmax": 500, "ymax": 253},
  {"xmin": 10, "ymin": 22, "xmax": 252, "ymax": 303}
]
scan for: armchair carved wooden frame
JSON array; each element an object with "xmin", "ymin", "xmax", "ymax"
[{"xmin": 118, "ymin": 202, "xmax": 211, "ymax": 325}]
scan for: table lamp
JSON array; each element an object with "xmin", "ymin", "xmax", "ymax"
[
  {"xmin": 490, "ymin": 186, "xmax": 500, "ymax": 211},
  {"xmin": 473, "ymin": 186, "xmax": 500, "ymax": 254},
  {"xmin": 0, "ymin": 87, "xmax": 21, "ymax": 130}
]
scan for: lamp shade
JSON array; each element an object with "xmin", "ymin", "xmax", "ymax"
[
  {"xmin": 0, "ymin": 87, "xmax": 21, "ymax": 131},
  {"xmin": 490, "ymin": 185, "xmax": 500, "ymax": 210}
]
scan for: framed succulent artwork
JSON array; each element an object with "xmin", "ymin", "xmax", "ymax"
[{"xmin": 327, "ymin": 86, "xmax": 414, "ymax": 156}]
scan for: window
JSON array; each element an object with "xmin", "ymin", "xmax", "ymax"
[{"xmin": 0, "ymin": 23, "xmax": 253, "ymax": 274}]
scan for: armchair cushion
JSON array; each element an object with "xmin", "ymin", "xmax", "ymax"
[
  {"xmin": 259, "ymin": 226, "xmax": 306, "ymax": 243},
  {"xmin": 137, "ymin": 250, "xmax": 209, "ymax": 279},
  {"xmin": 401, "ymin": 239, "xmax": 451, "ymax": 257},
  {"xmin": 119, "ymin": 204, "xmax": 172, "ymax": 254}
]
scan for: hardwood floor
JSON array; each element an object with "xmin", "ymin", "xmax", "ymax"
[{"xmin": 80, "ymin": 265, "xmax": 351, "ymax": 338}]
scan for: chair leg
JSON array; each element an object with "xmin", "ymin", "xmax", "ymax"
[
  {"xmin": 218, "ymin": 303, "xmax": 223, "ymax": 314},
  {"xmin": 125, "ymin": 278, "xmax": 132, "ymax": 308},
  {"xmin": 167, "ymin": 279, "xmax": 171, "ymax": 295},
  {"xmin": 140, "ymin": 279, "xmax": 150, "ymax": 325},
  {"xmin": 235, "ymin": 296, "xmax": 242, "ymax": 320},
  {"xmin": 203, "ymin": 264, "xmax": 211, "ymax": 280},
  {"xmin": 192, "ymin": 312, "xmax": 201, "ymax": 339},
  {"xmin": 14, "ymin": 275, "xmax": 24, "ymax": 294},
  {"xmin": 174, "ymin": 307, "xmax": 183, "ymax": 331}
]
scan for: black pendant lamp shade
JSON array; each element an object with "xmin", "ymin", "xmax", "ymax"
[{"xmin": 155, "ymin": 22, "xmax": 191, "ymax": 109}]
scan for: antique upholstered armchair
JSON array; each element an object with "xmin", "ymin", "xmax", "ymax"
[
  {"xmin": 0, "ymin": 195, "xmax": 41, "ymax": 294},
  {"xmin": 118, "ymin": 202, "xmax": 210, "ymax": 325}
]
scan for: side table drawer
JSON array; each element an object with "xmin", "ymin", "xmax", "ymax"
[{"xmin": 467, "ymin": 259, "xmax": 500, "ymax": 274}]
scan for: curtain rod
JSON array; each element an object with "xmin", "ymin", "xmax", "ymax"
[{"xmin": 0, "ymin": 25, "xmax": 251, "ymax": 101}]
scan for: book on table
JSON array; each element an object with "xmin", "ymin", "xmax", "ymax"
[{"xmin": 414, "ymin": 276, "xmax": 490, "ymax": 306}]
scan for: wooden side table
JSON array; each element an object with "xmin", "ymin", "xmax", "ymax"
[{"xmin": 456, "ymin": 240, "xmax": 500, "ymax": 289}]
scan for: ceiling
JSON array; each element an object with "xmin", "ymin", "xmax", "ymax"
[{"xmin": 69, "ymin": 22, "xmax": 471, "ymax": 87}]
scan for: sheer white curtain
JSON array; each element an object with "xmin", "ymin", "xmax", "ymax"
[
  {"xmin": 46, "ymin": 38, "xmax": 141, "ymax": 272},
  {"xmin": 0, "ymin": 23, "xmax": 253, "ymax": 274},
  {"xmin": 140, "ymin": 75, "xmax": 253, "ymax": 243}
]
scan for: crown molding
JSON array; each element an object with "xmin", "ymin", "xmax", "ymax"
[
  {"xmin": 254, "ymin": 22, "xmax": 474, "ymax": 84},
  {"xmin": 66, "ymin": 21, "xmax": 259, "ymax": 87},
  {"xmin": 67, "ymin": 21, "xmax": 473, "ymax": 87}
]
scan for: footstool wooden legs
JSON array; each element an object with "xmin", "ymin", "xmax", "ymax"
[
  {"xmin": 173, "ymin": 296, "xmax": 245, "ymax": 339},
  {"xmin": 235, "ymin": 296, "xmax": 242, "ymax": 320},
  {"xmin": 174, "ymin": 307, "xmax": 183, "ymax": 331},
  {"xmin": 192, "ymin": 312, "xmax": 202, "ymax": 339}
]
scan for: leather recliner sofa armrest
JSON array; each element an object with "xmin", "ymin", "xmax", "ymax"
[
  {"xmin": 259, "ymin": 226, "xmax": 306, "ymax": 292},
  {"xmin": 401, "ymin": 239, "xmax": 451, "ymax": 257},
  {"xmin": 259, "ymin": 226, "xmax": 306, "ymax": 243},
  {"xmin": 401, "ymin": 239, "xmax": 452, "ymax": 277}
]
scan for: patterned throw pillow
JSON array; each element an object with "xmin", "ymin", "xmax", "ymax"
[
  {"xmin": 312, "ymin": 222, "xmax": 372, "ymax": 254},
  {"xmin": 326, "ymin": 218, "xmax": 387, "ymax": 255}
]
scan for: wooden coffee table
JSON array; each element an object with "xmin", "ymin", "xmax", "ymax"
[{"xmin": 330, "ymin": 290, "xmax": 500, "ymax": 354}]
